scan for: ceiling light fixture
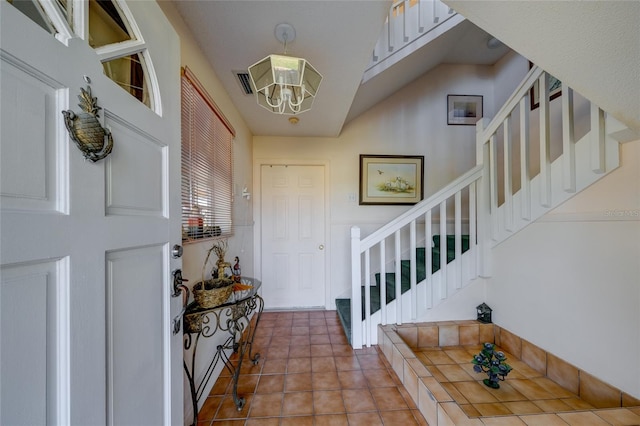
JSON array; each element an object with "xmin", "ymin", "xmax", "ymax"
[{"xmin": 248, "ymin": 23, "xmax": 322, "ymax": 115}]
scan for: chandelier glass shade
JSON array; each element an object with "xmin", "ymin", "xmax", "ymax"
[{"xmin": 248, "ymin": 53, "xmax": 322, "ymax": 115}]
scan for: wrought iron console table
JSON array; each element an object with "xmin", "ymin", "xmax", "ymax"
[{"xmin": 183, "ymin": 278, "xmax": 263, "ymax": 426}]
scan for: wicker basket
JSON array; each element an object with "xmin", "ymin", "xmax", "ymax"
[{"xmin": 192, "ymin": 278, "xmax": 233, "ymax": 308}]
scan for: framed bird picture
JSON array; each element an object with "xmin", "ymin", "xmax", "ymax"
[{"xmin": 359, "ymin": 155, "xmax": 424, "ymax": 205}]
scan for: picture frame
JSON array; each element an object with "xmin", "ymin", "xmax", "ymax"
[
  {"xmin": 359, "ymin": 155, "xmax": 424, "ymax": 205},
  {"xmin": 447, "ymin": 95, "xmax": 483, "ymax": 125},
  {"xmin": 529, "ymin": 61, "xmax": 562, "ymax": 110}
]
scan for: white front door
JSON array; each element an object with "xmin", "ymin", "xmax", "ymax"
[
  {"xmin": 260, "ymin": 165, "xmax": 326, "ymax": 309},
  {"xmin": 0, "ymin": 2, "xmax": 182, "ymax": 425}
]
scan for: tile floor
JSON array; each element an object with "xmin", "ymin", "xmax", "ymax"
[
  {"xmin": 196, "ymin": 310, "xmax": 428, "ymax": 425},
  {"xmin": 414, "ymin": 345, "xmax": 598, "ymax": 417}
]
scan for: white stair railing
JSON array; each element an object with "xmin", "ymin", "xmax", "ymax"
[
  {"xmin": 365, "ymin": 0, "xmax": 462, "ymax": 83},
  {"xmin": 350, "ymin": 65, "xmax": 619, "ymax": 349}
]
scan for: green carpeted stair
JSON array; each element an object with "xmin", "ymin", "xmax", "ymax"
[{"xmin": 336, "ymin": 235, "xmax": 470, "ymax": 344}]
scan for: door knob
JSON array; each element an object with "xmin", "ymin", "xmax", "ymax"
[
  {"xmin": 171, "ymin": 244, "xmax": 183, "ymax": 258},
  {"xmin": 319, "ymin": 244, "xmax": 324, "ymax": 250}
]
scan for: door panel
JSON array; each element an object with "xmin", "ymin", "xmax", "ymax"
[
  {"xmin": 0, "ymin": 259, "xmax": 66, "ymax": 426},
  {"xmin": 105, "ymin": 115, "xmax": 166, "ymax": 216},
  {"xmin": 106, "ymin": 245, "xmax": 165, "ymax": 426},
  {"xmin": 261, "ymin": 165, "xmax": 326, "ymax": 308},
  {"xmin": 0, "ymin": 2, "xmax": 182, "ymax": 424},
  {"xmin": 0, "ymin": 58, "xmax": 64, "ymax": 213}
]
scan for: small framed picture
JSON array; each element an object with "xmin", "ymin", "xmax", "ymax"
[
  {"xmin": 447, "ymin": 95, "xmax": 483, "ymax": 125},
  {"xmin": 359, "ymin": 155, "xmax": 424, "ymax": 205},
  {"xmin": 529, "ymin": 61, "xmax": 562, "ymax": 110}
]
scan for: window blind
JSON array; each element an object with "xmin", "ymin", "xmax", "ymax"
[{"xmin": 181, "ymin": 67, "xmax": 234, "ymax": 242}]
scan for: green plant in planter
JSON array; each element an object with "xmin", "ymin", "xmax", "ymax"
[{"xmin": 472, "ymin": 343, "xmax": 513, "ymax": 389}]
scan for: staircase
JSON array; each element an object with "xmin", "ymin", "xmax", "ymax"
[{"xmin": 339, "ymin": 65, "xmax": 622, "ymax": 349}]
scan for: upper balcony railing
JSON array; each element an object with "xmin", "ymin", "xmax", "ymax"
[{"xmin": 364, "ymin": 0, "xmax": 462, "ymax": 83}]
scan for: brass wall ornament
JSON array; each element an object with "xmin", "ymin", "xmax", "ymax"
[{"xmin": 62, "ymin": 86, "xmax": 113, "ymax": 162}]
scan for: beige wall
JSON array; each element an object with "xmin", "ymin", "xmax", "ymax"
[
  {"xmin": 254, "ymin": 54, "xmax": 527, "ymax": 307},
  {"xmin": 157, "ymin": 2, "xmax": 255, "ymax": 423}
]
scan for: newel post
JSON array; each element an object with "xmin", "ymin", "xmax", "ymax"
[
  {"xmin": 350, "ymin": 226, "xmax": 363, "ymax": 349},
  {"xmin": 476, "ymin": 118, "xmax": 492, "ymax": 278}
]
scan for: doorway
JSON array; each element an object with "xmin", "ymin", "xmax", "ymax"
[{"xmin": 260, "ymin": 164, "xmax": 326, "ymax": 309}]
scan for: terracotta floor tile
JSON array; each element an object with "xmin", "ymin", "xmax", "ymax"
[
  {"xmin": 337, "ymin": 370, "xmax": 369, "ymax": 389},
  {"xmin": 436, "ymin": 364, "xmax": 475, "ymax": 382},
  {"xmin": 310, "ymin": 334, "xmax": 331, "ymax": 344},
  {"xmin": 313, "ymin": 390, "xmax": 346, "ymax": 414},
  {"xmin": 518, "ymin": 413, "xmax": 570, "ymax": 426},
  {"xmin": 334, "ymin": 355, "xmax": 361, "ymax": 371},
  {"xmin": 280, "ymin": 415, "xmax": 314, "ymax": 426},
  {"xmin": 356, "ymin": 354, "xmax": 386, "ymax": 370},
  {"xmin": 532, "ymin": 398, "xmax": 574, "ymax": 412},
  {"xmin": 594, "ymin": 408, "xmax": 640, "ymax": 425},
  {"xmin": 255, "ymin": 374, "xmax": 284, "ymax": 394},
  {"xmin": 452, "ymin": 381, "xmax": 499, "ymax": 404},
  {"xmin": 216, "ymin": 394, "xmax": 253, "ymax": 419},
  {"xmin": 310, "ymin": 325, "xmax": 329, "ymax": 335},
  {"xmin": 473, "ymin": 401, "xmax": 512, "ymax": 416},
  {"xmin": 486, "ymin": 381, "xmax": 528, "ymax": 402},
  {"xmin": 292, "ymin": 326, "xmax": 310, "ymax": 336},
  {"xmin": 271, "ymin": 336, "xmax": 292, "ymax": 346},
  {"xmin": 508, "ymin": 379, "xmax": 555, "ymax": 400},
  {"xmin": 362, "ymin": 368, "xmax": 396, "ymax": 388},
  {"xmin": 421, "ymin": 349, "xmax": 456, "ymax": 365},
  {"xmin": 332, "ymin": 344, "xmax": 355, "ymax": 356},
  {"xmin": 287, "ymin": 357, "xmax": 312, "ymax": 373},
  {"xmin": 312, "ymin": 371, "xmax": 341, "ymax": 390},
  {"xmin": 244, "ymin": 418, "xmax": 280, "ymax": 426},
  {"xmin": 290, "ymin": 335, "xmax": 311, "ymax": 346},
  {"xmin": 503, "ymin": 400, "xmax": 544, "ymax": 415},
  {"xmin": 370, "ymin": 386, "xmax": 409, "ymax": 411},
  {"xmin": 379, "ymin": 409, "xmax": 420, "ymax": 425},
  {"xmin": 314, "ymin": 413, "xmax": 349, "ymax": 426},
  {"xmin": 266, "ymin": 345, "xmax": 289, "ymax": 359},
  {"xmin": 285, "ymin": 372, "xmax": 313, "ymax": 392},
  {"xmin": 236, "ymin": 374, "xmax": 259, "ymax": 395},
  {"xmin": 282, "ymin": 391, "xmax": 314, "ymax": 416},
  {"xmin": 311, "ymin": 344, "xmax": 334, "ymax": 357},
  {"xmin": 346, "ymin": 412, "xmax": 384, "ymax": 426},
  {"xmin": 312, "ymin": 356, "xmax": 336, "ymax": 372},
  {"xmin": 288, "ymin": 345, "xmax": 311, "ymax": 358},
  {"xmin": 557, "ymin": 411, "xmax": 611, "ymax": 425},
  {"xmin": 198, "ymin": 396, "xmax": 223, "ymax": 421},
  {"xmin": 261, "ymin": 358, "xmax": 287, "ymax": 375},
  {"xmin": 210, "ymin": 376, "xmax": 231, "ymax": 396},
  {"xmin": 342, "ymin": 388, "xmax": 377, "ymax": 413},
  {"xmin": 309, "ymin": 318, "xmax": 327, "ymax": 327},
  {"xmin": 247, "ymin": 393, "xmax": 281, "ymax": 418}
]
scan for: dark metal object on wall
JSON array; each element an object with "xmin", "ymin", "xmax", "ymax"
[{"xmin": 62, "ymin": 85, "xmax": 113, "ymax": 162}]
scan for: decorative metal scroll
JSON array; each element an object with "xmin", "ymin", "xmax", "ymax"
[{"xmin": 62, "ymin": 85, "xmax": 113, "ymax": 162}]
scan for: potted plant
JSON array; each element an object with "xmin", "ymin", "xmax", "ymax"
[{"xmin": 471, "ymin": 342, "xmax": 513, "ymax": 389}]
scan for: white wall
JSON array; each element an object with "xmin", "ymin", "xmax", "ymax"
[
  {"xmin": 487, "ymin": 139, "xmax": 640, "ymax": 398},
  {"xmin": 158, "ymin": 2, "xmax": 255, "ymax": 423},
  {"xmin": 254, "ymin": 56, "xmax": 526, "ymax": 308}
]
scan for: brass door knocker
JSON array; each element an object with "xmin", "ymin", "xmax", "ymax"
[{"xmin": 62, "ymin": 85, "xmax": 113, "ymax": 162}]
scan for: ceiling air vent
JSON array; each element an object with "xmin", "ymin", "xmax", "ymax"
[{"xmin": 234, "ymin": 71, "xmax": 253, "ymax": 95}]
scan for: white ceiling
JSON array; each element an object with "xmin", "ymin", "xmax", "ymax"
[
  {"xmin": 445, "ymin": 0, "xmax": 640, "ymax": 134},
  {"xmin": 171, "ymin": 0, "xmax": 510, "ymax": 138}
]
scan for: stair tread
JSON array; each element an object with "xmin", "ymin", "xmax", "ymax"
[{"xmin": 339, "ymin": 238, "xmax": 472, "ymax": 326}]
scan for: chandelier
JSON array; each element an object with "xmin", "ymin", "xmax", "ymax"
[{"xmin": 248, "ymin": 23, "xmax": 322, "ymax": 115}]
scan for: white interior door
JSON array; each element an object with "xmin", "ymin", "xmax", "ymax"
[
  {"xmin": 0, "ymin": 2, "xmax": 182, "ymax": 425},
  {"xmin": 260, "ymin": 165, "xmax": 326, "ymax": 309}
]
